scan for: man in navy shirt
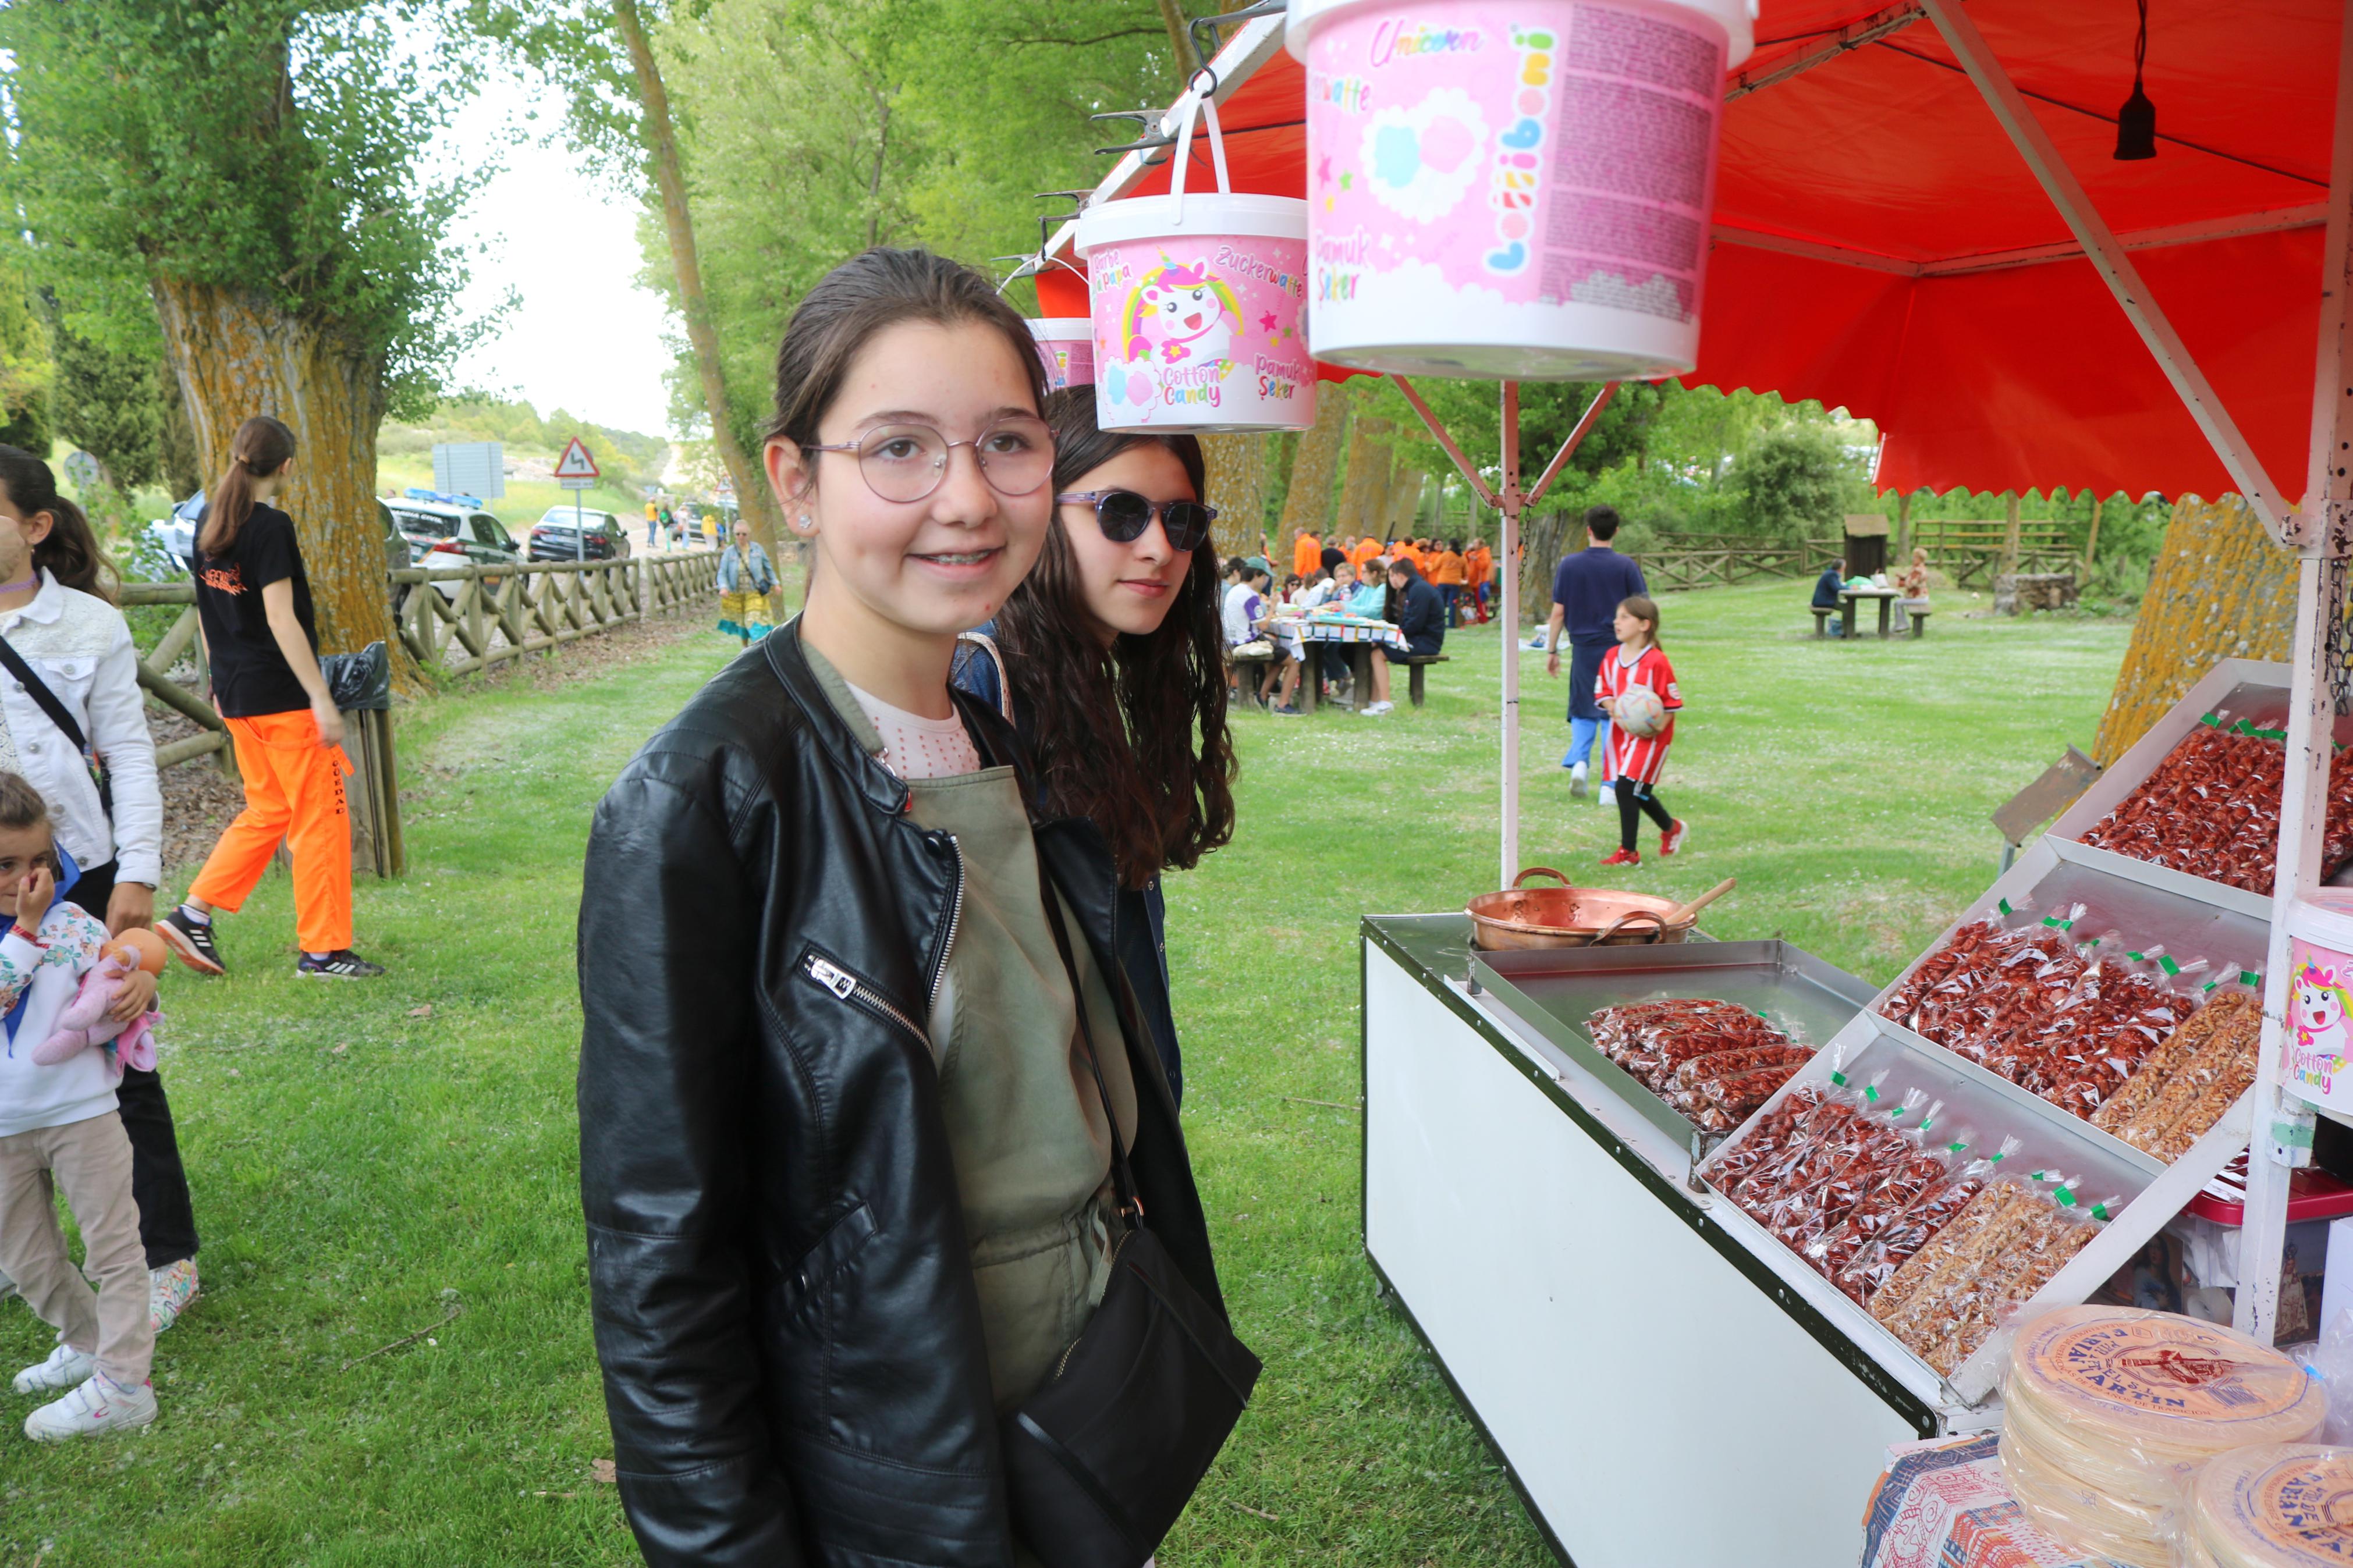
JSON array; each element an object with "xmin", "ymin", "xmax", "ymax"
[{"xmin": 1543, "ymin": 505, "xmax": 1647, "ymax": 805}]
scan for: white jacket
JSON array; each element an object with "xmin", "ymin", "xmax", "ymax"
[{"xmin": 0, "ymin": 573, "xmax": 163, "ymax": 890}]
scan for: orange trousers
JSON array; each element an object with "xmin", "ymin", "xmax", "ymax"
[{"xmin": 188, "ymin": 710, "xmax": 353, "ymax": 954}]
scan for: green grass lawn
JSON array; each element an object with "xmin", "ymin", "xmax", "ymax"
[{"xmin": 0, "ymin": 582, "xmax": 2131, "ymax": 1565}]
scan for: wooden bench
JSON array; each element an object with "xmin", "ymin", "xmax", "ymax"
[
  {"xmin": 1906, "ymin": 607, "xmax": 1931, "ymax": 638},
  {"xmin": 1394, "ymin": 652, "xmax": 1449, "ymax": 707},
  {"xmin": 1226, "ymin": 642, "xmax": 1275, "ymax": 702},
  {"xmin": 1811, "ymin": 607, "xmax": 1833, "ymax": 637}
]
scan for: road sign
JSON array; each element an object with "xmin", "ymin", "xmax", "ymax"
[
  {"xmin": 553, "ymin": 436, "xmax": 600, "ymax": 481},
  {"xmin": 558, "ymin": 475, "xmax": 596, "ymax": 491}
]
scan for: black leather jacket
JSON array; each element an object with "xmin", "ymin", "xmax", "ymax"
[{"xmin": 576, "ymin": 623, "xmax": 1224, "ymax": 1567}]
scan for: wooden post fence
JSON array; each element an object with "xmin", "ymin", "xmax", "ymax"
[{"xmin": 122, "ymin": 547, "xmax": 723, "ymax": 876}]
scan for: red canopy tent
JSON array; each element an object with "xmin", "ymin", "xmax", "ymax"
[
  {"xmin": 1032, "ymin": 0, "xmax": 2353, "ymax": 1343},
  {"xmin": 1038, "ymin": 2, "xmax": 2331, "ymax": 505}
]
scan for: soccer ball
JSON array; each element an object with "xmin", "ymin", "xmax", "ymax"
[{"xmin": 1614, "ymin": 685, "xmax": 1668, "ymax": 738}]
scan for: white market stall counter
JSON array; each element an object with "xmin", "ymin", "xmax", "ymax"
[{"xmin": 1361, "ymin": 914, "xmax": 1978, "ymax": 1568}]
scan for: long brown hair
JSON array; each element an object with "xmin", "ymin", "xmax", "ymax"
[
  {"xmin": 198, "ymin": 415, "xmax": 297, "ymax": 556},
  {"xmin": 764, "ymin": 248, "xmax": 1045, "ymax": 463},
  {"xmin": 991, "ymin": 388, "xmax": 1236, "ymax": 889},
  {"xmin": 0, "ymin": 446, "xmax": 116, "ymax": 603}
]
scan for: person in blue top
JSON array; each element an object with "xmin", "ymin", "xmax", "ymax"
[
  {"xmin": 1812, "ymin": 559, "xmax": 1847, "ymax": 636},
  {"xmin": 1542, "ymin": 505, "xmax": 1648, "ymax": 804},
  {"xmin": 950, "ymin": 388, "xmax": 1235, "ymax": 1105}
]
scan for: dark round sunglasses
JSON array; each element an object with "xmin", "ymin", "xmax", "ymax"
[{"xmin": 1056, "ymin": 489, "xmax": 1218, "ymax": 552}]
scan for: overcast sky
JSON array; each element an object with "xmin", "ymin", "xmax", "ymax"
[{"xmin": 438, "ymin": 72, "xmax": 680, "ymax": 439}]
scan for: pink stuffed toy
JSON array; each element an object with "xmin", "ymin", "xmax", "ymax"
[{"xmin": 31, "ymin": 938, "xmax": 162, "ymax": 1079}]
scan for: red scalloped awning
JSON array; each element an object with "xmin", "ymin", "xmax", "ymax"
[{"xmin": 1048, "ymin": 2, "xmax": 2336, "ymax": 498}]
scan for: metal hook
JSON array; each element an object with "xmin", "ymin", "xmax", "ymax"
[{"xmin": 1188, "ymin": 63, "xmax": 1220, "ymax": 100}]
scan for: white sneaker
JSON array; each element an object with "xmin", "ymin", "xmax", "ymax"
[
  {"xmin": 13, "ymin": 1342, "xmax": 94, "ymax": 1395},
  {"xmin": 1570, "ymin": 761, "xmax": 1589, "ymax": 795},
  {"xmin": 23, "ymin": 1373, "xmax": 157, "ymax": 1440},
  {"xmin": 1360, "ymin": 700, "xmax": 1394, "ymax": 716},
  {"xmin": 1598, "ymin": 784, "xmax": 1618, "ymax": 809}
]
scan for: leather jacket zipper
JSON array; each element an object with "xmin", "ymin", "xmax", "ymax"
[
  {"xmin": 804, "ymin": 955, "xmax": 927, "ymax": 1048},
  {"xmin": 925, "ymin": 834, "xmax": 964, "ymax": 1016}
]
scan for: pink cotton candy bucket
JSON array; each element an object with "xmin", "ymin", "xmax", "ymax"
[
  {"xmin": 1074, "ymin": 94, "xmax": 1316, "ymax": 433},
  {"xmin": 1028, "ymin": 318, "xmax": 1096, "ymax": 389},
  {"xmin": 1287, "ymin": 0, "xmax": 1754, "ymax": 380}
]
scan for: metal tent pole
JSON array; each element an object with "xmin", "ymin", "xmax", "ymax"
[
  {"xmin": 2235, "ymin": 0, "xmax": 2353, "ymax": 1343},
  {"xmin": 1499, "ymin": 381, "xmax": 1524, "ymax": 886},
  {"xmin": 1390, "ymin": 377, "xmax": 1620, "ymax": 886}
]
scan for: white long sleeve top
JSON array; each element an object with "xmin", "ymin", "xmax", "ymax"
[
  {"xmin": 0, "ymin": 902, "xmax": 114, "ymax": 1137},
  {"xmin": 0, "ymin": 572, "xmax": 164, "ymax": 889}
]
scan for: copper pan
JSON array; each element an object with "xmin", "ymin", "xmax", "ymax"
[{"xmin": 1466, "ymin": 867, "xmax": 1696, "ymax": 951}]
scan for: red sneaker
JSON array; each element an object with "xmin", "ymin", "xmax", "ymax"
[
  {"xmin": 1661, "ymin": 820, "xmax": 1690, "ymax": 856},
  {"xmin": 1599, "ymin": 847, "xmax": 1641, "ymax": 868}
]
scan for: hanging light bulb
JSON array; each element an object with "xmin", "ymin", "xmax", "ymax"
[{"xmin": 2116, "ymin": 0, "xmax": 2157, "ymax": 160}]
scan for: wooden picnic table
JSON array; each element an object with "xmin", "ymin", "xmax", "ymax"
[
  {"xmin": 1282, "ymin": 613, "xmax": 1409, "ymax": 714},
  {"xmin": 1839, "ymin": 586, "xmax": 1900, "ymax": 639}
]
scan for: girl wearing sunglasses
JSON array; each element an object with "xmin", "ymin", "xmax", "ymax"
[
  {"xmin": 578, "ymin": 253, "xmax": 1226, "ymax": 1564},
  {"xmin": 953, "ymin": 388, "xmax": 1238, "ymax": 1108}
]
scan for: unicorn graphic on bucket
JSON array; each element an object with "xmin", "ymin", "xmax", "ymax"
[
  {"xmin": 2292, "ymin": 957, "xmax": 2353, "ymax": 1095},
  {"xmin": 1122, "ymin": 259, "xmax": 1242, "ymax": 369}
]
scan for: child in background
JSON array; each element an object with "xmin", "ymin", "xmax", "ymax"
[
  {"xmin": 0, "ymin": 773, "xmax": 160, "ymax": 1438},
  {"xmin": 1597, "ymin": 595, "xmax": 1687, "ymax": 868}
]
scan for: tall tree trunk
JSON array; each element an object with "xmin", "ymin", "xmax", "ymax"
[
  {"xmin": 2093, "ymin": 495, "xmax": 2297, "ymax": 763},
  {"xmin": 150, "ymin": 276, "xmax": 393, "ymax": 663},
  {"xmin": 1277, "ymin": 381, "xmax": 1353, "ymax": 545},
  {"xmin": 1385, "ymin": 467, "xmax": 1427, "ymax": 540},
  {"xmin": 1335, "ymin": 416, "xmax": 1393, "ymax": 539},
  {"xmin": 1156, "ymin": 0, "xmax": 1197, "ymax": 83},
  {"xmin": 613, "ymin": 0, "xmax": 783, "ymax": 574},
  {"xmin": 1199, "ymin": 433, "xmax": 1266, "ymax": 557}
]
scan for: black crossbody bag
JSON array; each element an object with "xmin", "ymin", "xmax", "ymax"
[
  {"xmin": 0, "ymin": 631, "xmax": 110, "ymax": 819},
  {"xmin": 1009, "ymin": 863, "xmax": 1260, "ymax": 1566}
]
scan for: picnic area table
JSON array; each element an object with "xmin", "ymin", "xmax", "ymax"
[
  {"xmin": 1279, "ymin": 611, "xmax": 1409, "ymax": 714},
  {"xmin": 1839, "ymin": 586, "xmax": 1900, "ymax": 639}
]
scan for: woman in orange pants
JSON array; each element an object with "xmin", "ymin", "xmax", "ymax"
[{"xmin": 155, "ymin": 417, "xmax": 382, "ymax": 980}]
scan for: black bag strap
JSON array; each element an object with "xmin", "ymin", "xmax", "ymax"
[
  {"xmin": 0, "ymin": 631, "xmax": 88, "ymax": 755},
  {"xmin": 1035, "ymin": 854, "xmax": 1144, "ymax": 1225}
]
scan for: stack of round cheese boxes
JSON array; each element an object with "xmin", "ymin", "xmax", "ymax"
[{"xmin": 2001, "ymin": 1307, "xmax": 2351, "ymax": 1566}]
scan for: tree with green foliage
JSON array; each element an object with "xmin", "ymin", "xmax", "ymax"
[
  {"xmin": 1735, "ymin": 421, "xmax": 1851, "ymax": 541},
  {"xmin": 0, "ymin": 1, "xmax": 485, "ymax": 652},
  {"xmin": 44, "ymin": 296, "xmax": 164, "ymax": 495}
]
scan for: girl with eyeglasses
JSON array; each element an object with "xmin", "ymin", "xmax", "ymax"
[
  {"xmin": 953, "ymin": 389, "xmax": 1238, "ymax": 1107},
  {"xmin": 577, "ymin": 250, "xmax": 1227, "ymax": 1566}
]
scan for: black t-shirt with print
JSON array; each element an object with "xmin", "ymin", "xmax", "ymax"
[{"xmin": 193, "ymin": 501, "xmax": 318, "ymax": 719}]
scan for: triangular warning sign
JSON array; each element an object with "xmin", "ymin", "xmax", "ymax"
[{"xmin": 553, "ymin": 437, "xmax": 601, "ymax": 480}]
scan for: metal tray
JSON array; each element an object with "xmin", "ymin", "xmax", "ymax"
[{"xmin": 1467, "ymin": 939, "xmax": 1878, "ymax": 1155}]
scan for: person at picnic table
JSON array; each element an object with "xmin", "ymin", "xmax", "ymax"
[
  {"xmin": 1543, "ymin": 504, "xmax": 1647, "ymax": 806},
  {"xmin": 577, "ymin": 248, "xmax": 1230, "ymax": 1566},
  {"xmin": 949, "ymin": 386, "xmax": 1237, "ymax": 1106},
  {"xmin": 1464, "ymin": 536, "xmax": 1492, "ymax": 623},
  {"xmin": 1352, "ymin": 557, "xmax": 1443, "ymax": 721},
  {"xmin": 1221, "ymin": 559, "xmax": 1301, "ymax": 715},
  {"xmin": 714, "ymin": 520, "xmax": 778, "ymax": 646},
  {"xmin": 1291, "ymin": 527, "xmax": 1321, "ymax": 578},
  {"xmin": 1812, "ymin": 558, "xmax": 1847, "ymax": 636},
  {"xmin": 1429, "ymin": 539, "xmax": 1467, "ymax": 625}
]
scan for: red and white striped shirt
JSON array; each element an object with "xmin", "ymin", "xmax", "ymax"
[{"xmin": 1596, "ymin": 643, "xmax": 1681, "ymax": 787}]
